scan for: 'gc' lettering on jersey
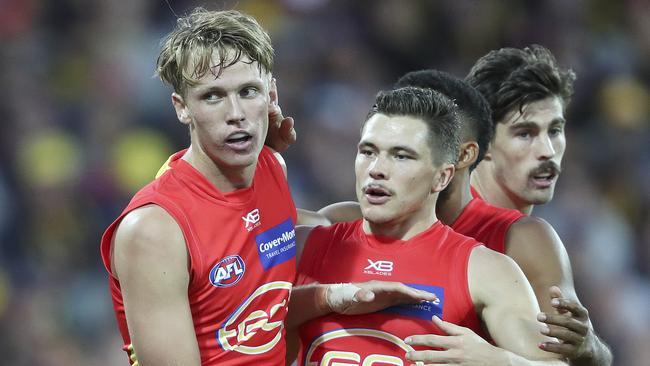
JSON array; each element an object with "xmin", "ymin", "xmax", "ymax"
[
  {"xmin": 304, "ymin": 328, "xmax": 419, "ymax": 366},
  {"xmin": 320, "ymin": 351, "xmax": 402, "ymax": 365},
  {"xmin": 217, "ymin": 281, "xmax": 292, "ymax": 355}
]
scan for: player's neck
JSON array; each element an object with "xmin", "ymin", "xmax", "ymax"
[
  {"xmin": 437, "ymin": 169, "xmax": 473, "ymax": 226},
  {"xmin": 363, "ymin": 201, "xmax": 438, "ymax": 241},
  {"xmin": 470, "ymin": 168, "xmax": 534, "ymax": 215},
  {"xmin": 182, "ymin": 145, "xmax": 255, "ymax": 192}
]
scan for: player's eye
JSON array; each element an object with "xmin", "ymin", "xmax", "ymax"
[
  {"xmin": 240, "ymin": 87, "xmax": 259, "ymax": 98},
  {"xmin": 549, "ymin": 127, "xmax": 564, "ymax": 137}
]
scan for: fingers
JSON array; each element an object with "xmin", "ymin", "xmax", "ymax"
[
  {"xmin": 354, "ymin": 288, "xmax": 375, "ymax": 302},
  {"xmin": 431, "ymin": 315, "xmax": 466, "ymax": 336},
  {"xmin": 540, "ymin": 323, "xmax": 585, "ymax": 344},
  {"xmin": 538, "ymin": 313, "xmax": 588, "ymax": 335},
  {"xmin": 405, "ymin": 349, "xmax": 452, "ymax": 363},
  {"xmin": 405, "ymin": 333, "xmax": 456, "ymax": 349},
  {"xmin": 279, "ymin": 117, "xmax": 296, "ymax": 145},
  {"xmin": 539, "ymin": 339, "xmax": 580, "ymax": 357},
  {"xmin": 549, "ymin": 285, "xmax": 564, "ymax": 299},
  {"xmin": 361, "ymin": 281, "xmax": 437, "ymax": 302},
  {"xmin": 551, "ymin": 297, "xmax": 589, "ymax": 319}
]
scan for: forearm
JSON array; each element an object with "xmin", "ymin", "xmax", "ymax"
[
  {"xmin": 504, "ymin": 350, "xmax": 568, "ymax": 366},
  {"xmin": 570, "ymin": 335, "xmax": 612, "ymax": 366},
  {"xmin": 286, "ymin": 284, "xmax": 330, "ymax": 329}
]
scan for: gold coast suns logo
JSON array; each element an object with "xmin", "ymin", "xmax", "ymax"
[
  {"xmin": 217, "ymin": 281, "xmax": 291, "ymax": 354},
  {"xmin": 304, "ymin": 328, "xmax": 424, "ymax": 366}
]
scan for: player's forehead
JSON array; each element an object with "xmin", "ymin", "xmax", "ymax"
[
  {"xmin": 502, "ymin": 96, "xmax": 565, "ymax": 127},
  {"xmin": 361, "ymin": 114, "xmax": 429, "ymax": 147},
  {"xmin": 187, "ymin": 51, "xmax": 269, "ymax": 91}
]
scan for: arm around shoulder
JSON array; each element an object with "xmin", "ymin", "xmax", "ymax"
[
  {"xmin": 112, "ymin": 204, "xmax": 200, "ymax": 366},
  {"xmin": 507, "ymin": 216, "xmax": 577, "ymax": 310},
  {"xmin": 507, "ymin": 218, "xmax": 613, "ymax": 366},
  {"xmin": 469, "ymin": 246, "xmax": 568, "ymax": 366}
]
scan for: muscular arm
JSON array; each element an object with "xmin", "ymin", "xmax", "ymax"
[
  {"xmin": 112, "ymin": 205, "xmax": 200, "ymax": 366},
  {"xmin": 318, "ymin": 201, "xmax": 361, "ymax": 223},
  {"xmin": 405, "ymin": 246, "xmax": 567, "ymax": 366},
  {"xmin": 507, "ymin": 217, "xmax": 612, "ymax": 366},
  {"xmin": 471, "ymin": 246, "xmax": 567, "ymax": 365}
]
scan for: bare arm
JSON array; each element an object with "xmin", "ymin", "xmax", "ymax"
[
  {"xmin": 112, "ymin": 205, "xmax": 200, "ymax": 366},
  {"xmin": 472, "ymin": 246, "xmax": 567, "ymax": 365},
  {"xmin": 296, "ymin": 201, "xmax": 362, "ymax": 226},
  {"xmin": 318, "ymin": 201, "xmax": 362, "ymax": 223},
  {"xmin": 406, "ymin": 246, "xmax": 567, "ymax": 366},
  {"xmin": 508, "ymin": 217, "xmax": 612, "ymax": 366}
]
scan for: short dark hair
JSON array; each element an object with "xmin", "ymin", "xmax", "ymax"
[
  {"xmin": 395, "ymin": 70, "xmax": 492, "ymax": 170},
  {"xmin": 366, "ymin": 87, "xmax": 461, "ymax": 165},
  {"xmin": 466, "ymin": 44, "xmax": 576, "ymax": 133}
]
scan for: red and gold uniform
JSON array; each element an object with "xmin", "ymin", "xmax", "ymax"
[{"xmin": 101, "ymin": 147, "xmax": 297, "ymax": 365}]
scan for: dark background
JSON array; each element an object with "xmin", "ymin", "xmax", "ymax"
[{"xmin": 0, "ymin": 0, "xmax": 648, "ymax": 364}]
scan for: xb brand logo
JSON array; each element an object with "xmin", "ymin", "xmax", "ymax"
[
  {"xmin": 242, "ymin": 209, "xmax": 261, "ymax": 231},
  {"xmin": 364, "ymin": 259, "xmax": 394, "ymax": 276}
]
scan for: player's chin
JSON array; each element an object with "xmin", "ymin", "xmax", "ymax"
[
  {"xmin": 361, "ymin": 206, "xmax": 394, "ymax": 224},
  {"xmin": 525, "ymin": 189, "xmax": 556, "ymax": 205}
]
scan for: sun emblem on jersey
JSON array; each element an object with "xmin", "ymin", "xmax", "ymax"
[
  {"xmin": 304, "ymin": 328, "xmax": 423, "ymax": 366},
  {"xmin": 217, "ymin": 281, "xmax": 292, "ymax": 354},
  {"xmin": 209, "ymin": 255, "xmax": 246, "ymax": 287}
]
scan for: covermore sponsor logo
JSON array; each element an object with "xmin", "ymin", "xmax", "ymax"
[{"xmin": 256, "ymin": 218, "xmax": 296, "ymax": 270}]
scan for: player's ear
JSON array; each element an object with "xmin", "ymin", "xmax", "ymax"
[
  {"xmin": 433, "ymin": 163, "xmax": 455, "ymax": 193},
  {"xmin": 268, "ymin": 76, "xmax": 278, "ymax": 106},
  {"xmin": 457, "ymin": 141, "xmax": 479, "ymax": 169},
  {"xmin": 172, "ymin": 93, "xmax": 191, "ymax": 125}
]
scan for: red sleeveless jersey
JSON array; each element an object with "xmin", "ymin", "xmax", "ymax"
[
  {"xmin": 456, "ymin": 192, "xmax": 526, "ymax": 254},
  {"xmin": 100, "ymin": 147, "xmax": 297, "ymax": 365},
  {"xmin": 296, "ymin": 220, "xmax": 482, "ymax": 366}
]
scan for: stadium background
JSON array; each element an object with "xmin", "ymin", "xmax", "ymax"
[{"xmin": 0, "ymin": 0, "xmax": 648, "ymax": 364}]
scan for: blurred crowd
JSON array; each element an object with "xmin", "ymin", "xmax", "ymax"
[{"xmin": 0, "ymin": 0, "xmax": 648, "ymax": 364}]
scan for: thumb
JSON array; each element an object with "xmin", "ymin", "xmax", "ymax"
[
  {"xmin": 432, "ymin": 315, "xmax": 464, "ymax": 336},
  {"xmin": 549, "ymin": 285, "xmax": 563, "ymax": 299},
  {"xmin": 355, "ymin": 288, "xmax": 375, "ymax": 302}
]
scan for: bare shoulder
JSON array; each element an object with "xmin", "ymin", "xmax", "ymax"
[
  {"xmin": 468, "ymin": 245, "xmax": 530, "ymax": 307},
  {"xmin": 506, "ymin": 215, "xmax": 576, "ymax": 300},
  {"xmin": 112, "ymin": 204, "xmax": 187, "ymax": 279},
  {"xmin": 508, "ymin": 216, "xmax": 562, "ymax": 248},
  {"xmin": 469, "ymin": 245, "xmax": 522, "ymax": 280},
  {"xmin": 506, "ymin": 216, "xmax": 570, "ymax": 271}
]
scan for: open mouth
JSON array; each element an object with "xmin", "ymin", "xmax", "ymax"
[
  {"xmin": 226, "ymin": 132, "xmax": 252, "ymax": 144},
  {"xmin": 531, "ymin": 171, "xmax": 557, "ymax": 188},
  {"xmin": 363, "ymin": 185, "xmax": 391, "ymax": 204}
]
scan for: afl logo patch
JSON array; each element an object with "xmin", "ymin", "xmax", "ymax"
[{"xmin": 209, "ymin": 255, "xmax": 246, "ymax": 288}]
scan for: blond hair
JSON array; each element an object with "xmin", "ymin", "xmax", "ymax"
[{"xmin": 156, "ymin": 8, "xmax": 274, "ymax": 95}]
